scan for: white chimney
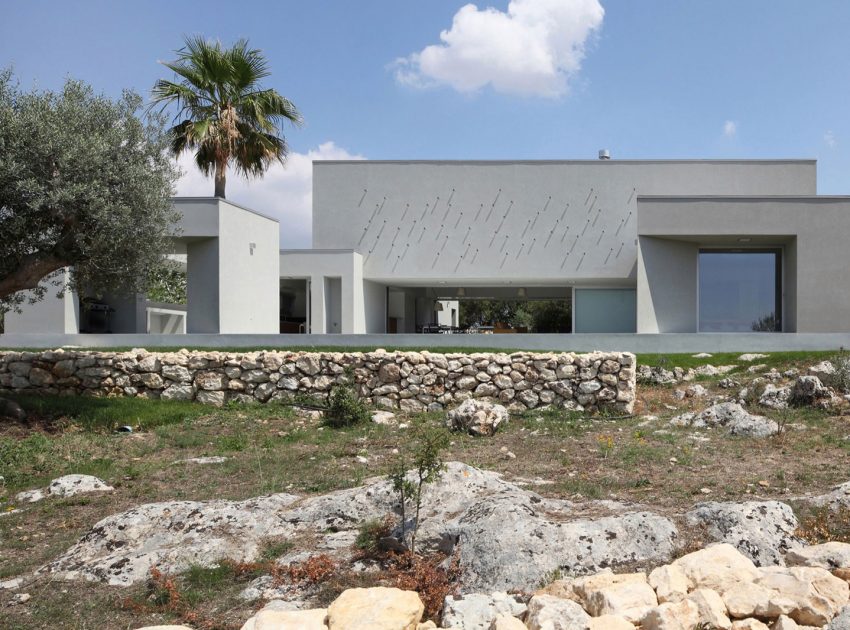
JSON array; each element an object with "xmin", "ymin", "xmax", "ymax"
[{"xmin": 598, "ymin": 149, "xmax": 611, "ymax": 160}]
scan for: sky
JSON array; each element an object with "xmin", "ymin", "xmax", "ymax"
[{"xmin": 3, "ymin": 0, "xmax": 849, "ymax": 247}]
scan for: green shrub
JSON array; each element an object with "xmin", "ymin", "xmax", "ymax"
[
  {"xmin": 356, "ymin": 517, "xmax": 393, "ymax": 554},
  {"xmin": 824, "ymin": 350, "xmax": 850, "ymax": 394},
  {"xmin": 324, "ymin": 382, "xmax": 369, "ymax": 428}
]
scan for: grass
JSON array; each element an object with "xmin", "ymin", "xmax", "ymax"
[{"xmin": 1, "ymin": 348, "xmax": 850, "ymax": 628}]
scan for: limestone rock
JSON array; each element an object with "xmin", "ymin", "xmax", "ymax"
[
  {"xmin": 792, "ymin": 375, "xmax": 832, "ymax": 406},
  {"xmin": 675, "ymin": 402, "xmax": 778, "ymax": 438},
  {"xmin": 649, "ymin": 564, "xmax": 689, "ymax": 603},
  {"xmin": 371, "ymin": 410, "xmax": 396, "ymax": 425},
  {"xmin": 526, "ymin": 594, "xmax": 591, "ymax": 630},
  {"xmin": 587, "ymin": 614, "xmax": 633, "ymax": 630},
  {"xmin": 828, "ymin": 605, "xmax": 850, "ymax": 629},
  {"xmin": 722, "ymin": 581, "xmax": 795, "ymax": 619},
  {"xmin": 47, "ymin": 474, "xmax": 113, "ymax": 498},
  {"xmin": 446, "ymin": 399, "xmax": 509, "ymax": 436},
  {"xmin": 687, "ymin": 588, "xmax": 731, "ymax": 629},
  {"xmin": 44, "ymin": 493, "xmax": 300, "ymax": 585},
  {"xmin": 575, "ymin": 572, "xmax": 657, "ymax": 622},
  {"xmin": 730, "ymin": 620, "xmax": 770, "ymax": 630},
  {"xmin": 739, "ymin": 354, "xmax": 769, "ymax": 362},
  {"xmin": 809, "ymin": 361, "xmax": 835, "ymax": 376},
  {"xmin": 240, "ymin": 606, "xmax": 328, "ymax": 630},
  {"xmin": 685, "ymin": 501, "xmax": 803, "ymax": 566},
  {"xmin": 242, "ymin": 608, "xmax": 327, "ymax": 630},
  {"xmin": 641, "ymin": 599, "xmax": 700, "ymax": 630},
  {"xmin": 672, "ymin": 544, "xmax": 760, "ymax": 592},
  {"xmin": 755, "ymin": 566, "xmax": 850, "ymax": 626},
  {"xmin": 44, "ymin": 462, "xmax": 678, "ymax": 593},
  {"xmin": 14, "ymin": 488, "xmax": 46, "ymax": 503},
  {"xmin": 441, "ymin": 592, "xmax": 527, "ymax": 630},
  {"xmin": 326, "ymin": 587, "xmax": 423, "ymax": 630},
  {"xmin": 785, "ymin": 542, "xmax": 850, "ymax": 570},
  {"xmin": 489, "ymin": 615, "xmax": 526, "ymax": 630},
  {"xmin": 759, "ymin": 384, "xmax": 791, "ymax": 410},
  {"xmin": 811, "ymin": 481, "xmax": 850, "ymax": 511}
]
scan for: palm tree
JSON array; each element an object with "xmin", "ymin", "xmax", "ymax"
[{"xmin": 152, "ymin": 36, "xmax": 302, "ymax": 198}]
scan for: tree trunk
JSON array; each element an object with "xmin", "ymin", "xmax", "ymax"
[
  {"xmin": 0, "ymin": 253, "xmax": 68, "ymax": 301},
  {"xmin": 214, "ymin": 158, "xmax": 227, "ymax": 198}
]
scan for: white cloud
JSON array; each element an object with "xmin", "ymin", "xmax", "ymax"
[
  {"xmin": 174, "ymin": 141, "xmax": 365, "ymax": 249},
  {"xmin": 393, "ymin": 0, "xmax": 604, "ymax": 97},
  {"xmin": 825, "ymin": 130, "xmax": 837, "ymax": 148},
  {"xmin": 723, "ymin": 120, "xmax": 737, "ymax": 137}
]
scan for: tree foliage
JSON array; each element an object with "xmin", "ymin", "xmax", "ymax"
[
  {"xmin": 459, "ymin": 299, "xmax": 572, "ymax": 333},
  {"xmin": 151, "ymin": 36, "xmax": 302, "ymax": 198},
  {"xmin": 0, "ymin": 70, "xmax": 178, "ymax": 313}
]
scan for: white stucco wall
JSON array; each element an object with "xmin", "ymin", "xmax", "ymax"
[
  {"xmin": 217, "ymin": 201, "xmax": 280, "ymax": 333},
  {"xmin": 3, "ymin": 268, "xmax": 79, "ymax": 334},
  {"xmin": 279, "ymin": 250, "xmax": 366, "ymax": 333}
]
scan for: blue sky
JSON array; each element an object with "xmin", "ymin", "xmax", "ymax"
[{"xmin": 3, "ymin": 0, "xmax": 849, "ymax": 246}]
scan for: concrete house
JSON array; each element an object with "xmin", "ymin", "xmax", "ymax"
[{"xmin": 7, "ymin": 155, "xmax": 850, "ymax": 340}]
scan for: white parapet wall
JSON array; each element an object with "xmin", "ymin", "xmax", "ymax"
[{"xmin": 0, "ymin": 348, "xmax": 637, "ymax": 414}]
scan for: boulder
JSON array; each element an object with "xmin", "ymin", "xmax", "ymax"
[
  {"xmin": 441, "ymin": 592, "xmax": 527, "ymax": 630},
  {"xmin": 240, "ymin": 606, "xmax": 328, "ymax": 630},
  {"xmin": 672, "ymin": 544, "xmax": 760, "ymax": 592},
  {"xmin": 674, "ymin": 402, "xmax": 778, "ymax": 438},
  {"xmin": 45, "ymin": 462, "xmax": 678, "ymax": 592},
  {"xmin": 0, "ymin": 397, "xmax": 26, "ymax": 421},
  {"xmin": 587, "ymin": 615, "xmax": 633, "ymax": 630},
  {"xmin": 445, "ymin": 399, "xmax": 509, "ymax": 436},
  {"xmin": 46, "ymin": 474, "xmax": 113, "ymax": 498},
  {"xmin": 739, "ymin": 354, "xmax": 769, "ymax": 362},
  {"xmin": 649, "ymin": 564, "xmax": 689, "ymax": 603},
  {"xmin": 810, "ymin": 481, "xmax": 850, "ymax": 511},
  {"xmin": 829, "ymin": 605, "xmax": 850, "ymax": 629},
  {"xmin": 730, "ymin": 621, "xmax": 770, "ymax": 630},
  {"xmin": 809, "ymin": 361, "xmax": 835, "ymax": 376},
  {"xmin": 641, "ymin": 599, "xmax": 700, "ymax": 630},
  {"xmin": 755, "ymin": 566, "xmax": 850, "ymax": 626},
  {"xmin": 685, "ymin": 501, "xmax": 803, "ymax": 566},
  {"xmin": 490, "ymin": 616, "xmax": 525, "ymax": 630},
  {"xmin": 326, "ymin": 587, "xmax": 423, "ymax": 630},
  {"xmin": 785, "ymin": 542, "xmax": 850, "ymax": 570},
  {"xmin": 759, "ymin": 384, "xmax": 791, "ymax": 410},
  {"xmin": 687, "ymin": 588, "xmax": 731, "ymax": 629},
  {"xmin": 722, "ymin": 581, "xmax": 795, "ymax": 619},
  {"xmin": 44, "ymin": 493, "xmax": 300, "ymax": 585},
  {"xmin": 574, "ymin": 572, "xmax": 657, "ymax": 622},
  {"xmin": 791, "ymin": 375, "xmax": 832, "ymax": 406},
  {"xmin": 525, "ymin": 594, "xmax": 591, "ymax": 630}
]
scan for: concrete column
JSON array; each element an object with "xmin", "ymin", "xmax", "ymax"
[{"xmin": 309, "ymin": 274, "xmax": 326, "ymax": 334}]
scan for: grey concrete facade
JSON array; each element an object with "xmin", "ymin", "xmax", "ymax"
[
  {"xmin": 637, "ymin": 196, "xmax": 850, "ymax": 333},
  {"xmin": 9, "ymin": 157, "xmax": 850, "ymax": 348}
]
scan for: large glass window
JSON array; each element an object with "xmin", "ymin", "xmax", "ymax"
[{"xmin": 698, "ymin": 249, "xmax": 781, "ymax": 332}]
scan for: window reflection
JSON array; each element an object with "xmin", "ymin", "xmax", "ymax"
[{"xmin": 698, "ymin": 250, "xmax": 781, "ymax": 332}]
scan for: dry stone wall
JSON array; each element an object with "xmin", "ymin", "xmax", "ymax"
[{"xmin": 0, "ymin": 349, "xmax": 636, "ymax": 413}]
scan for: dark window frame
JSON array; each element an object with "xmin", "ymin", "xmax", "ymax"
[{"xmin": 697, "ymin": 247, "xmax": 782, "ymax": 333}]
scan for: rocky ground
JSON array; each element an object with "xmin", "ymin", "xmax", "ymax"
[{"xmin": 1, "ymin": 350, "xmax": 849, "ymax": 629}]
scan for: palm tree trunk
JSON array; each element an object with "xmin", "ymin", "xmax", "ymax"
[{"xmin": 214, "ymin": 159, "xmax": 227, "ymax": 198}]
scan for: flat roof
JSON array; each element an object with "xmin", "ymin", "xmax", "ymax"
[
  {"xmin": 638, "ymin": 194, "xmax": 850, "ymax": 201},
  {"xmin": 172, "ymin": 196, "xmax": 279, "ymax": 223},
  {"xmin": 314, "ymin": 158, "xmax": 817, "ymax": 166}
]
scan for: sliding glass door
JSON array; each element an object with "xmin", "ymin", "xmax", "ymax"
[{"xmin": 698, "ymin": 249, "xmax": 781, "ymax": 332}]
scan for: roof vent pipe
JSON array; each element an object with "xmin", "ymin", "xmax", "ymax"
[{"xmin": 598, "ymin": 149, "xmax": 611, "ymax": 160}]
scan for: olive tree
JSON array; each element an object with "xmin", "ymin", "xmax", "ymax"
[{"xmin": 0, "ymin": 70, "xmax": 178, "ymax": 313}]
